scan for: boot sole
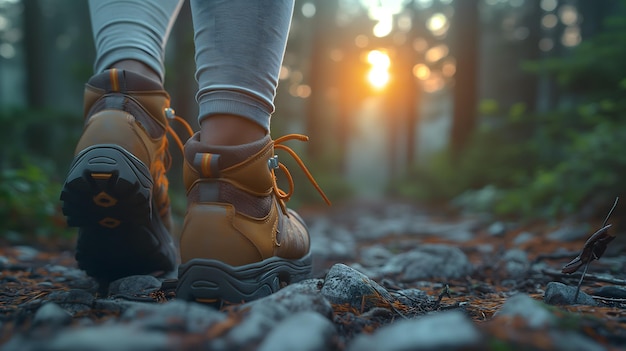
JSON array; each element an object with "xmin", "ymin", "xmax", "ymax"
[
  {"xmin": 60, "ymin": 144, "xmax": 177, "ymax": 281},
  {"xmin": 176, "ymin": 253, "xmax": 312, "ymax": 306}
]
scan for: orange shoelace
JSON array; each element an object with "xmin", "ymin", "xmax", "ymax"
[
  {"xmin": 153, "ymin": 108, "xmax": 194, "ymax": 215},
  {"xmin": 272, "ymin": 134, "xmax": 332, "ymax": 212},
  {"xmin": 165, "ymin": 107, "xmax": 194, "ymax": 155}
]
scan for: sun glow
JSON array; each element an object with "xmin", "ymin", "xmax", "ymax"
[{"xmin": 366, "ymin": 50, "xmax": 391, "ymax": 89}]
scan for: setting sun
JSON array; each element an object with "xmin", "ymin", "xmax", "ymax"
[{"xmin": 366, "ymin": 50, "xmax": 391, "ymax": 89}]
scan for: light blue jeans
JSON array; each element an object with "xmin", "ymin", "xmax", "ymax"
[{"xmin": 88, "ymin": 0, "xmax": 294, "ymax": 131}]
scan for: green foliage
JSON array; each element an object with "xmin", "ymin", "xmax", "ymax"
[
  {"xmin": 0, "ymin": 108, "xmax": 82, "ymax": 240},
  {"xmin": 395, "ymin": 7, "xmax": 626, "ymax": 219},
  {"xmin": 0, "ymin": 162, "xmax": 72, "ymax": 240}
]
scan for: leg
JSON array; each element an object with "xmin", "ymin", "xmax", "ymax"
[
  {"xmin": 191, "ymin": 0, "xmax": 294, "ymax": 145},
  {"xmin": 61, "ymin": 0, "xmax": 186, "ymax": 282},
  {"xmin": 177, "ymin": 0, "xmax": 330, "ymax": 305},
  {"xmin": 88, "ymin": 0, "xmax": 183, "ymax": 82}
]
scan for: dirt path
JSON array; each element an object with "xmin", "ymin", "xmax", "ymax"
[{"xmin": 1, "ymin": 199, "xmax": 625, "ymax": 350}]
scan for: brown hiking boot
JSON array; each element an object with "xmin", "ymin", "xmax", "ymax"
[
  {"xmin": 176, "ymin": 133, "xmax": 330, "ymax": 305},
  {"xmin": 60, "ymin": 69, "xmax": 192, "ymax": 281}
]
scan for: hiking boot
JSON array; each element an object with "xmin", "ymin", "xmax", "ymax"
[
  {"xmin": 176, "ymin": 133, "xmax": 330, "ymax": 305},
  {"xmin": 60, "ymin": 69, "xmax": 192, "ymax": 282}
]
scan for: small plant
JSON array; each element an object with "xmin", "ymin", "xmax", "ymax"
[{"xmin": 561, "ymin": 197, "xmax": 619, "ymax": 302}]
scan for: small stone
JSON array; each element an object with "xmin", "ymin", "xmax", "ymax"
[
  {"xmin": 47, "ymin": 289, "xmax": 95, "ymax": 314},
  {"xmin": 321, "ymin": 263, "xmax": 393, "ymax": 313},
  {"xmin": 544, "ymin": 282, "xmax": 597, "ymax": 306},
  {"xmin": 378, "ymin": 244, "xmax": 473, "ymax": 281},
  {"xmin": 391, "ymin": 288, "xmax": 433, "ymax": 307},
  {"xmin": 245, "ymin": 279, "xmax": 333, "ymax": 319},
  {"xmin": 121, "ymin": 300, "xmax": 225, "ymax": 334},
  {"xmin": 0, "ymin": 255, "xmax": 9, "ymax": 269},
  {"xmin": 359, "ymin": 245, "xmax": 393, "ymax": 267},
  {"xmin": 47, "ymin": 265, "xmax": 87, "ymax": 281},
  {"xmin": 257, "ymin": 312, "xmax": 337, "ymax": 351},
  {"xmin": 550, "ymin": 330, "xmax": 607, "ymax": 351},
  {"xmin": 488, "ymin": 222, "xmax": 506, "ymax": 236},
  {"xmin": 222, "ymin": 279, "xmax": 333, "ymax": 350},
  {"xmin": 500, "ymin": 249, "xmax": 529, "ymax": 278},
  {"xmin": 347, "ymin": 311, "xmax": 483, "ymax": 351},
  {"xmin": 32, "ymin": 302, "xmax": 73, "ymax": 327},
  {"xmin": 108, "ymin": 275, "xmax": 161, "ymax": 296},
  {"xmin": 494, "ymin": 294, "xmax": 556, "ymax": 328},
  {"xmin": 547, "ymin": 225, "xmax": 590, "ymax": 242},
  {"xmin": 512, "ymin": 231, "xmax": 534, "ymax": 246},
  {"xmin": 15, "ymin": 246, "xmax": 39, "ymax": 261},
  {"xmin": 50, "ymin": 325, "xmax": 172, "ymax": 351}
]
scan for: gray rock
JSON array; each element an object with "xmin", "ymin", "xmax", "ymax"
[
  {"xmin": 500, "ymin": 249, "xmax": 529, "ymax": 278},
  {"xmin": 108, "ymin": 275, "xmax": 161, "ymax": 296},
  {"xmin": 544, "ymin": 282, "xmax": 597, "ymax": 306},
  {"xmin": 550, "ymin": 330, "xmax": 607, "ymax": 351},
  {"xmin": 245, "ymin": 279, "xmax": 333, "ymax": 319},
  {"xmin": 46, "ymin": 265, "xmax": 87, "ymax": 281},
  {"xmin": 92, "ymin": 299, "xmax": 141, "ymax": 315},
  {"xmin": 378, "ymin": 244, "xmax": 473, "ymax": 281},
  {"xmin": 47, "ymin": 325, "xmax": 172, "ymax": 351},
  {"xmin": 222, "ymin": 303, "xmax": 287, "ymax": 347},
  {"xmin": 321, "ymin": 264, "xmax": 393, "ymax": 312},
  {"xmin": 391, "ymin": 288, "xmax": 433, "ymax": 307},
  {"xmin": 32, "ymin": 302, "xmax": 72, "ymax": 327},
  {"xmin": 219, "ymin": 281, "xmax": 334, "ymax": 350},
  {"xmin": 347, "ymin": 311, "xmax": 483, "ymax": 351},
  {"xmin": 512, "ymin": 231, "xmax": 534, "ymax": 246},
  {"xmin": 46, "ymin": 289, "xmax": 94, "ymax": 314},
  {"xmin": 121, "ymin": 299, "xmax": 225, "ymax": 333},
  {"xmin": 0, "ymin": 255, "xmax": 9, "ymax": 269},
  {"xmin": 309, "ymin": 219, "xmax": 355, "ymax": 252},
  {"xmin": 547, "ymin": 224, "xmax": 590, "ymax": 242},
  {"xmin": 359, "ymin": 245, "xmax": 393, "ymax": 267},
  {"xmin": 14, "ymin": 245, "xmax": 38, "ymax": 261},
  {"xmin": 257, "ymin": 312, "xmax": 337, "ymax": 351},
  {"xmin": 488, "ymin": 222, "xmax": 506, "ymax": 236},
  {"xmin": 494, "ymin": 294, "xmax": 556, "ymax": 328}
]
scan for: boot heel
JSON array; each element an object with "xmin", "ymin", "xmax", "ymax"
[
  {"xmin": 61, "ymin": 144, "xmax": 176, "ymax": 281},
  {"xmin": 61, "ymin": 144, "xmax": 153, "ymax": 228}
]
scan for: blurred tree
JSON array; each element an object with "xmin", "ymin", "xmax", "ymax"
[
  {"xmin": 23, "ymin": 0, "xmax": 44, "ymax": 108},
  {"xmin": 449, "ymin": 0, "xmax": 479, "ymax": 157},
  {"xmin": 23, "ymin": 0, "xmax": 92, "ymax": 113},
  {"xmin": 305, "ymin": 0, "xmax": 340, "ymax": 160}
]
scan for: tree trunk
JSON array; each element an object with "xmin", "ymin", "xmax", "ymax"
[
  {"xmin": 305, "ymin": 0, "xmax": 339, "ymax": 160},
  {"xmin": 23, "ymin": 0, "xmax": 46, "ymax": 108},
  {"xmin": 450, "ymin": 0, "xmax": 480, "ymax": 156}
]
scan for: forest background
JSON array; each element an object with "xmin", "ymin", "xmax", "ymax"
[{"xmin": 1, "ymin": 0, "xmax": 626, "ymax": 241}]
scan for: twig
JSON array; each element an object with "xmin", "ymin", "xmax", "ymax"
[
  {"xmin": 591, "ymin": 295, "xmax": 626, "ymax": 303},
  {"xmin": 573, "ymin": 255, "xmax": 592, "ymax": 303},
  {"xmin": 602, "ymin": 197, "xmax": 619, "ymax": 228},
  {"xmin": 541, "ymin": 268, "xmax": 626, "ymax": 285},
  {"xmin": 434, "ymin": 284, "xmax": 451, "ymax": 309}
]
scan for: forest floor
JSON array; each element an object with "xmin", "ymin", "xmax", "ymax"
[{"xmin": 1, "ymin": 198, "xmax": 626, "ymax": 350}]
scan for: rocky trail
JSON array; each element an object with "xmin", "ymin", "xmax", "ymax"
[{"xmin": 1, "ymin": 200, "xmax": 626, "ymax": 351}]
